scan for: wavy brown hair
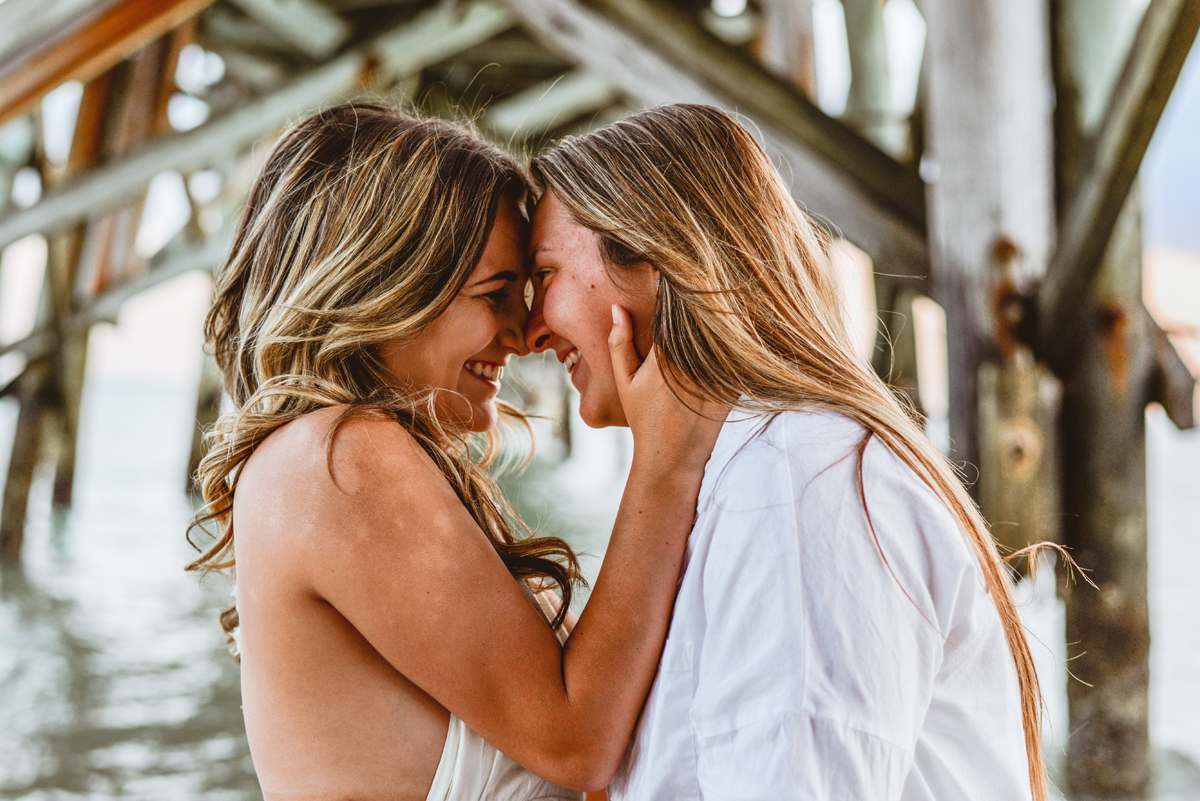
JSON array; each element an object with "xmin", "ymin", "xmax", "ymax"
[
  {"xmin": 533, "ymin": 104, "xmax": 1047, "ymax": 801},
  {"xmin": 188, "ymin": 103, "xmax": 581, "ymax": 645}
]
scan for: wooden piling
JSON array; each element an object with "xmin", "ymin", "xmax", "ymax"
[
  {"xmin": 1, "ymin": 366, "xmax": 48, "ymax": 560},
  {"xmin": 187, "ymin": 354, "xmax": 223, "ymax": 494},
  {"xmin": 978, "ymin": 240, "xmax": 1061, "ymax": 567},
  {"xmin": 1058, "ymin": 188, "xmax": 1153, "ymax": 797},
  {"xmin": 922, "ymin": 0, "xmax": 1056, "ymax": 485},
  {"xmin": 0, "ymin": 33, "xmax": 183, "ymax": 549},
  {"xmin": 0, "ymin": 120, "xmax": 56, "ymax": 561},
  {"xmin": 47, "ymin": 230, "xmax": 90, "ymax": 507},
  {"xmin": 1046, "ymin": 0, "xmax": 1183, "ymax": 792}
]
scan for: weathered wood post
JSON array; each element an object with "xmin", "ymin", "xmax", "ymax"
[
  {"xmin": 187, "ymin": 354, "xmax": 223, "ymax": 493},
  {"xmin": 977, "ymin": 238, "xmax": 1061, "ymax": 565},
  {"xmin": 1059, "ymin": 188, "xmax": 1154, "ymax": 798},
  {"xmin": 1, "ymin": 363, "xmax": 49, "ymax": 559},
  {"xmin": 1050, "ymin": 1, "xmax": 1156, "ymax": 794},
  {"xmin": 921, "ymin": 0, "xmax": 1056, "ymax": 485},
  {"xmin": 1, "ymin": 119, "xmax": 55, "ymax": 560}
]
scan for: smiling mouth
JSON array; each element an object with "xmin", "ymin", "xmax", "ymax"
[
  {"xmin": 465, "ymin": 361, "xmax": 503, "ymax": 382},
  {"xmin": 563, "ymin": 349, "xmax": 580, "ymax": 374}
]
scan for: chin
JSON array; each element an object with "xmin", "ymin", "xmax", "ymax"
[
  {"xmin": 579, "ymin": 395, "xmax": 629, "ymax": 429},
  {"xmin": 463, "ymin": 404, "xmax": 498, "ymax": 433},
  {"xmin": 436, "ymin": 395, "xmax": 497, "ymax": 434}
]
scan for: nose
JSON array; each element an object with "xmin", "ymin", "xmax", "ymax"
[
  {"xmin": 525, "ymin": 279, "xmax": 553, "ymax": 353},
  {"xmin": 501, "ymin": 298, "xmax": 531, "ymax": 357}
]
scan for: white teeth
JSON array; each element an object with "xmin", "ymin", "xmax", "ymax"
[
  {"xmin": 466, "ymin": 361, "xmax": 502, "ymax": 382},
  {"xmin": 564, "ymin": 350, "xmax": 580, "ymax": 372}
]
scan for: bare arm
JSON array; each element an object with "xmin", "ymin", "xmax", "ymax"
[{"xmin": 247, "ymin": 307, "xmax": 723, "ymax": 791}]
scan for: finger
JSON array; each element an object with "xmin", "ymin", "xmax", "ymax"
[{"xmin": 608, "ymin": 304, "xmax": 643, "ymax": 387}]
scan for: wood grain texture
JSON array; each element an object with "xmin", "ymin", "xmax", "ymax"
[
  {"xmin": 0, "ymin": 0, "xmax": 216, "ymax": 127},
  {"xmin": 921, "ymin": 0, "xmax": 1055, "ymax": 470}
]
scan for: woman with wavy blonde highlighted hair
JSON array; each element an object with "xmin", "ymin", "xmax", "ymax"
[
  {"xmin": 525, "ymin": 103, "xmax": 1048, "ymax": 801},
  {"xmin": 188, "ymin": 103, "xmax": 724, "ymax": 801}
]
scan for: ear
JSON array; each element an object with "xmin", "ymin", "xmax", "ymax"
[
  {"xmin": 624, "ymin": 262, "xmax": 657, "ymax": 297},
  {"xmin": 626, "ymin": 264, "xmax": 659, "ymax": 361}
]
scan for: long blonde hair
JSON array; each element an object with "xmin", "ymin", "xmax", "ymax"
[
  {"xmin": 189, "ymin": 104, "xmax": 581, "ymax": 643},
  {"xmin": 533, "ymin": 104, "xmax": 1047, "ymax": 800}
]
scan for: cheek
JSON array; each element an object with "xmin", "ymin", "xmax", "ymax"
[
  {"xmin": 455, "ymin": 307, "xmax": 501, "ymax": 354},
  {"xmin": 541, "ymin": 286, "xmax": 574, "ymax": 337},
  {"xmin": 545, "ymin": 282, "xmax": 609, "ymax": 350}
]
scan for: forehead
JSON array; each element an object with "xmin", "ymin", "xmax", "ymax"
[
  {"xmin": 529, "ymin": 191, "xmax": 592, "ymax": 256},
  {"xmin": 471, "ymin": 198, "xmax": 529, "ymax": 279}
]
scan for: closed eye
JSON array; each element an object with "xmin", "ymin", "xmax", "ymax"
[{"xmin": 480, "ymin": 285, "xmax": 513, "ymax": 304}]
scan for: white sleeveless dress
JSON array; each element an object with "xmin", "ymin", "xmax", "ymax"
[{"xmin": 424, "ymin": 586, "xmax": 584, "ymax": 801}]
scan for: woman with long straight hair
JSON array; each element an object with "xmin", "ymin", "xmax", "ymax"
[
  {"xmin": 525, "ymin": 103, "xmax": 1048, "ymax": 801},
  {"xmin": 188, "ymin": 103, "xmax": 723, "ymax": 800}
]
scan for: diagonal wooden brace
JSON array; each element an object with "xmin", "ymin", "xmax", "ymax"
[{"xmin": 1037, "ymin": 0, "xmax": 1200, "ymax": 373}]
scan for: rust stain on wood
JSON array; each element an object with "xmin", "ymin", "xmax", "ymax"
[{"xmin": 1098, "ymin": 301, "xmax": 1131, "ymax": 392}]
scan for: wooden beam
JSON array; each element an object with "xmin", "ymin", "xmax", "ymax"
[
  {"xmin": 495, "ymin": 0, "xmax": 930, "ymax": 280},
  {"xmin": 1149, "ymin": 316, "xmax": 1196, "ymax": 430},
  {"xmin": 0, "ymin": 0, "xmax": 218, "ymax": 128},
  {"xmin": 0, "ymin": 2, "xmax": 514, "ymax": 252},
  {"xmin": 225, "ymin": 0, "xmax": 352, "ymax": 60},
  {"xmin": 584, "ymin": 0, "xmax": 926, "ymax": 232},
  {"xmin": 371, "ymin": 3, "xmax": 514, "ymax": 76},
  {"xmin": 1037, "ymin": 0, "xmax": 1200, "ymax": 373},
  {"xmin": 74, "ymin": 32, "xmax": 183, "ymax": 297},
  {"xmin": 0, "ymin": 0, "xmax": 109, "ymax": 66},
  {"xmin": 487, "ymin": 70, "xmax": 618, "ymax": 140}
]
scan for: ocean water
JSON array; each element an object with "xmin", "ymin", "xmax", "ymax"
[{"xmin": 0, "ymin": 376, "xmax": 1197, "ymax": 800}]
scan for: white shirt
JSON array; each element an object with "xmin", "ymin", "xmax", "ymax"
[{"xmin": 608, "ymin": 411, "xmax": 1032, "ymax": 801}]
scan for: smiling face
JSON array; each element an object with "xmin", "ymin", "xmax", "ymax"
[
  {"xmin": 526, "ymin": 191, "xmax": 657, "ymax": 428},
  {"xmin": 380, "ymin": 198, "xmax": 530, "ymax": 432}
]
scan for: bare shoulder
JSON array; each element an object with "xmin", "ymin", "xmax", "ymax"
[
  {"xmin": 241, "ymin": 406, "xmax": 432, "ymax": 491},
  {"xmin": 234, "ymin": 406, "xmax": 456, "ymax": 547}
]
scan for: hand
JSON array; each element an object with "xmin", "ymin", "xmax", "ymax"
[{"xmin": 608, "ymin": 304, "xmax": 727, "ymax": 477}]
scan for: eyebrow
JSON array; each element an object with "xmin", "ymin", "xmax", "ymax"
[
  {"xmin": 471, "ymin": 269, "xmax": 520, "ymax": 287},
  {"xmin": 529, "ymin": 244, "xmax": 553, "ymax": 259}
]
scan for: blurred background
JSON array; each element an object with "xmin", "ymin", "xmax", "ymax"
[{"xmin": 0, "ymin": 0, "xmax": 1197, "ymax": 798}]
